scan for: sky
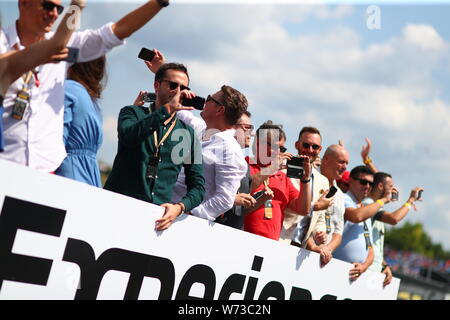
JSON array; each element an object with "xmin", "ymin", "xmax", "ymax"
[{"xmin": 1, "ymin": 0, "xmax": 450, "ymax": 250}]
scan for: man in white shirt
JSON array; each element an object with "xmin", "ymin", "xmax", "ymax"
[
  {"xmin": 304, "ymin": 144, "xmax": 349, "ymax": 266},
  {"xmin": 172, "ymin": 85, "xmax": 248, "ymax": 221},
  {"xmin": 0, "ymin": 0, "xmax": 170, "ymax": 172}
]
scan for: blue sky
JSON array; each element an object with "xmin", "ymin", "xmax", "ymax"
[{"xmin": 2, "ymin": 0, "xmax": 450, "ymax": 250}]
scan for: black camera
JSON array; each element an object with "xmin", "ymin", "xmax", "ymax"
[
  {"xmin": 143, "ymin": 92, "xmax": 157, "ymax": 103},
  {"xmin": 182, "ymin": 96, "xmax": 206, "ymax": 110},
  {"xmin": 286, "ymin": 157, "xmax": 304, "ymax": 179}
]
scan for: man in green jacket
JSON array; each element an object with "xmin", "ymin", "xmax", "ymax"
[{"xmin": 104, "ymin": 63, "xmax": 205, "ymax": 231}]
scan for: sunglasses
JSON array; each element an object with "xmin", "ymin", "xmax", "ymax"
[
  {"xmin": 161, "ymin": 79, "xmax": 190, "ymax": 91},
  {"xmin": 302, "ymin": 142, "xmax": 321, "ymax": 150},
  {"xmin": 279, "ymin": 146, "xmax": 287, "ymax": 153},
  {"xmin": 206, "ymin": 94, "xmax": 222, "ymax": 106},
  {"xmin": 355, "ymin": 178, "xmax": 374, "ymax": 187},
  {"xmin": 42, "ymin": 1, "xmax": 64, "ymax": 14}
]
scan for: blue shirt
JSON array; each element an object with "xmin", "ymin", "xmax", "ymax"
[
  {"xmin": 334, "ymin": 191, "xmax": 373, "ymax": 264},
  {"xmin": 55, "ymin": 80, "xmax": 103, "ymax": 187}
]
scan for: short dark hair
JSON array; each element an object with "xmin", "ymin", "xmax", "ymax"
[
  {"xmin": 373, "ymin": 172, "xmax": 392, "ymax": 187},
  {"xmin": 298, "ymin": 126, "xmax": 321, "ymax": 141},
  {"xmin": 256, "ymin": 120, "xmax": 286, "ymax": 142},
  {"xmin": 350, "ymin": 165, "xmax": 373, "ymax": 180},
  {"xmin": 154, "ymin": 62, "xmax": 189, "ymax": 83},
  {"xmin": 220, "ymin": 85, "xmax": 248, "ymax": 126},
  {"xmin": 243, "ymin": 110, "xmax": 251, "ymax": 118}
]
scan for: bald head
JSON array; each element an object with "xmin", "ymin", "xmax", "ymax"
[{"xmin": 321, "ymin": 144, "xmax": 349, "ymax": 182}]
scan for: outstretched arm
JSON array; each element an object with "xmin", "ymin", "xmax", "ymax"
[
  {"xmin": 0, "ymin": 0, "xmax": 85, "ymax": 94},
  {"xmin": 112, "ymin": 0, "xmax": 169, "ymax": 40}
]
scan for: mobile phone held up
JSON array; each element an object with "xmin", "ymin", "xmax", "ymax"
[
  {"xmin": 63, "ymin": 47, "xmax": 79, "ymax": 63},
  {"xmin": 182, "ymin": 96, "xmax": 206, "ymax": 110},
  {"xmin": 138, "ymin": 48, "xmax": 156, "ymax": 62},
  {"xmin": 286, "ymin": 157, "xmax": 304, "ymax": 179},
  {"xmin": 326, "ymin": 186, "xmax": 338, "ymax": 198}
]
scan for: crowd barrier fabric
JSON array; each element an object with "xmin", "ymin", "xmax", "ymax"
[{"xmin": 0, "ymin": 159, "xmax": 400, "ymax": 300}]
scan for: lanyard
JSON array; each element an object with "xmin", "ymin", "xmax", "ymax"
[
  {"xmin": 363, "ymin": 220, "xmax": 372, "ymax": 250},
  {"xmin": 152, "ymin": 113, "xmax": 177, "ymax": 156},
  {"xmin": 21, "ymin": 71, "xmax": 33, "ymax": 92}
]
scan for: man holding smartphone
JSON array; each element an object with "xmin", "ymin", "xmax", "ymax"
[
  {"xmin": 104, "ymin": 63, "xmax": 205, "ymax": 231},
  {"xmin": 302, "ymin": 144, "xmax": 349, "ymax": 266}
]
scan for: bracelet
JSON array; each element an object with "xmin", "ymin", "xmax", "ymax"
[
  {"xmin": 301, "ymin": 178, "xmax": 311, "ymax": 183},
  {"xmin": 376, "ymin": 199, "xmax": 384, "ymax": 206},
  {"xmin": 363, "ymin": 157, "xmax": 372, "ymax": 165},
  {"xmin": 404, "ymin": 202, "xmax": 412, "ymax": 208},
  {"xmin": 156, "ymin": 0, "xmax": 170, "ymax": 7}
]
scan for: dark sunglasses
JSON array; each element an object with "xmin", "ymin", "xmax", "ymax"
[
  {"xmin": 355, "ymin": 178, "xmax": 374, "ymax": 187},
  {"xmin": 42, "ymin": 1, "xmax": 64, "ymax": 14},
  {"xmin": 206, "ymin": 94, "xmax": 222, "ymax": 106},
  {"xmin": 279, "ymin": 146, "xmax": 287, "ymax": 153},
  {"xmin": 161, "ymin": 79, "xmax": 190, "ymax": 91},
  {"xmin": 302, "ymin": 142, "xmax": 321, "ymax": 150}
]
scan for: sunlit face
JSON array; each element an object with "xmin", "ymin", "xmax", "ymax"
[
  {"xmin": 349, "ymin": 172, "xmax": 374, "ymax": 201},
  {"xmin": 322, "ymin": 149, "xmax": 349, "ymax": 182},
  {"xmin": 295, "ymin": 132, "xmax": 322, "ymax": 162},
  {"xmin": 200, "ymin": 91, "xmax": 224, "ymax": 123},
  {"xmin": 381, "ymin": 176, "xmax": 394, "ymax": 194},
  {"xmin": 233, "ymin": 114, "xmax": 253, "ymax": 148},
  {"xmin": 154, "ymin": 69, "xmax": 189, "ymax": 106},
  {"xmin": 21, "ymin": 0, "xmax": 63, "ymax": 35}
]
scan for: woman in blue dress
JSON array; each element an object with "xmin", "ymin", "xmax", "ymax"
[{"xmin": 56, "ymin": 56, "xmax": 106, "ymax": 187}]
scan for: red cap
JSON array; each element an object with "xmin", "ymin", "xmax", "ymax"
[{"xmin": 338, "ymin": 170, "xmax": 350, "ymax": 184}]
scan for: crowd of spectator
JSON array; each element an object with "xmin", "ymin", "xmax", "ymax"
[{"xmin": 1, "ymin": 0, "xmax": 427, "ymax": 291}]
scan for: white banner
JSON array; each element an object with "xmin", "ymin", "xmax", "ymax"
[{"xmin": 0, "ymin": 159, "xmax": 399, "ymax": 300}]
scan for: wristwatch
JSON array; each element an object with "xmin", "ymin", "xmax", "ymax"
[{"xmin": 156, "ymin": 0, "xmax": 170, "ymax": 8}]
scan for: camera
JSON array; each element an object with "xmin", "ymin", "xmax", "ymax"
[
  {"xmin": 286, "ymin": 157, "xmax": 304, "ymax": 179},
  {"xmin": 182, "ymin": 96, "xmax": 206, "ymax": 110},
  {"xmin": 391, "ymin": 191, "xmax": 399, "ymax": 201},
  {"xmin": 142, "ymin": 92, "xmax": 157, "ymax": 103}
]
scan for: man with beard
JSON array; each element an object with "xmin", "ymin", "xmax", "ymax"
[{"xmin": 104, "ymin": 63, "xmax": 205, "ymax": 231}]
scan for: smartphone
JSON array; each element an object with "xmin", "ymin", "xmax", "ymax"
[
  {"xmin": 252, "ymin": 190, "xmax": 266, "ymax": 201},
  {"xmin": 326, "ymin": 186, "xmax": 338, "ymax": 198},
  {"xmin": 63, "ymin": 47, "xmax": 79, "ymax": 63},
  {"xmin": 286, "ymin": 157, "xmax": 304, "ymax": 179},
  {"xmin": 417, "ymin": 190, "xmax": 423, "ymax": 200},
  {"xmin": 138, "ymin": 48, "xmax": 156, "ymax": 62},
  {"xmin": 182, "ymin": 96, "xmax": 206, "ymax": 110}
]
